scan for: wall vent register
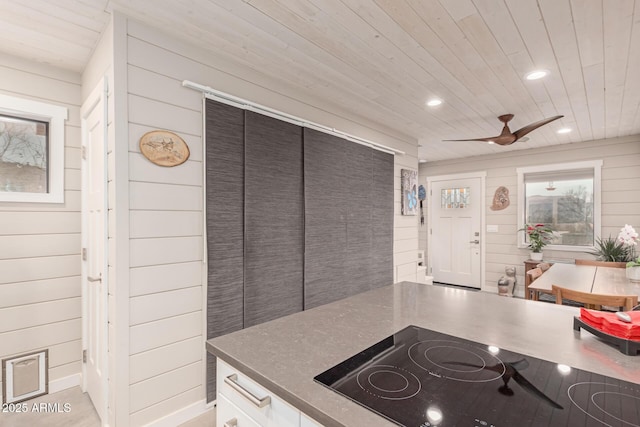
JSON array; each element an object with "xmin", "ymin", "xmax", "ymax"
[{"xmin": 315, "ymin": 325, "xmax": 640, "ymax": 426}]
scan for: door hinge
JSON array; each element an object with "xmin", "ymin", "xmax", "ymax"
[
  {"xmin": 82, "ymin": 146, "xmax": 87, "ymax": 160},
  {"xmin": 82, "ymin": 248, "xmax": 87, "ymax": 261},
  {"xmin": 82, "ymin": 350, "xmax": 87, "ymax": 363}
]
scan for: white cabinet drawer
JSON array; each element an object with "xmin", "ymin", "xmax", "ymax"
[
  {"xmin": 301, "ymin": 413, "xmax": 324, "ymax": 427},
  {"xmin": 217, "ymin": 359, "xmax": 300, "ymax": 427},
  {"xmin": 217, "ymin": 393, "xmax": 261, "ymax": 427}
]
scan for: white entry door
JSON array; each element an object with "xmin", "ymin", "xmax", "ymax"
[
  {"xmin": 429, "ymin": 175, "xmax": 483, "ymax": 288},
  {"xmin": 81, "ymin": 80, "xmax": 108, "ymax": 422}
]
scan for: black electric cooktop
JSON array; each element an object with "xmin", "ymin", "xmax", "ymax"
[{"xmin": 314, "ymin": 325, "xmax": 640, "ymax": 427}]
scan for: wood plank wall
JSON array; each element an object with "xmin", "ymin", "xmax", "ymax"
[
  {"xmin": 0, "ymin": 53, "xmax": 82, "ymax": 401},
  {"xmin": 125, "ymin": 25, "xmax": 205, "ymax": 426},
  {"xmin": 123, "ymin": 18, "xmax": 419, "ymax": 424},
  {"xmin": 419, "ymin": 135, "xmax": 640, "ymax": 296}
]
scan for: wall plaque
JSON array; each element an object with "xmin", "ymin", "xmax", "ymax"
[
  {"xmin": 139, "ymin": 130, "xmax": 190, "ymax": 167},
  {"xmin": 490, "ymin": 186, "xmax": 510, "ymax": 211}
]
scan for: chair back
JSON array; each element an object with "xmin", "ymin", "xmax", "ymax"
[
  {"xmin": 526, "ymin": 267, "xmax": 543, "ymax": 282},
  {"xmin": 575, "ymin": 259, "xmax": 627, "ymax": 268},
  {"xmin": 551, "ymin": 284, "xmax": 638, "ymax": 311},
  {"xmin": 536, "ymin": 262, "xmax": 551, "ymax": 272}
]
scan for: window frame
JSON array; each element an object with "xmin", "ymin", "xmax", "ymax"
[
  {"xmin": 516, "ymin": 160, "xmax": 603, "ymax": 252},
  {"xmin": 0, "ymin": 93, "xmax": 67, "ymax": 203}
]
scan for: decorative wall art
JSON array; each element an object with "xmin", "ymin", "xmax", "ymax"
[
  {"xmin": 401, "ymin": 169, "xmax": 418, "ymax": 215},
  {"xmin": 418, "ymin": 184, "xmax": 426, "ymax": 225},
  {"xmin": 490, "ymin": 186, "xmax": 510, "ymax": 211},
  {"xmin": 139, "ymin": 130, "xmax": 190, "ymax": 167}
]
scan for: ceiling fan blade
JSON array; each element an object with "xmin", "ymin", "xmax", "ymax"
[
  {"xmin": 444, "ymin": 134, "xmax": 516, "ymax": 145},
  {"xmin": 443, "ymin": 137, "xmax": 497, "ymax": 142},
  {"xmin": 514, "ymin": 115, "xmax": 564, "ymax": 140}
]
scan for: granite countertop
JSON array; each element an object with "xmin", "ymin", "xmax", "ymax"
[{"xmin": 206, "ymin": 282, "xmax": 640, "ymax": 427}]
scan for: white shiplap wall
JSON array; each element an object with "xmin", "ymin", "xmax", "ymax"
[
  {"xmin": 420, "ymin": 135, "xmax": 640, "ymax": 296},
  {"xmin": 0, "ymin": 53, "xmax": 82, "ymax": 401},
  {"xmin": 122, "ymin": 17, "xmax": 418, "ymax": 424}
]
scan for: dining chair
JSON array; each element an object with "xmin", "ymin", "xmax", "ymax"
[
  {"xmin": 525, "ymin": 267, "xmax": 543, "ymax": 300},
  {"xmin": 551, "ymin": 284, "xmax": 638, "ymax": 311},
  {"xmin": 536, "ymin": 262, "xmax": 551, "ymax": 272},
  {"xmin": 574, "ymin": 259, "xmax": 627, "ymax": 268}
]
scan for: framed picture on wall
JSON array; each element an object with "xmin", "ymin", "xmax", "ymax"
[{"xmin": 401, "ymin": 168, "xmax": 418, "ymax": 215}]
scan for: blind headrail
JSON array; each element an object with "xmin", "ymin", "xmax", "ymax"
[{"xmin": 182, "ymin": 80, "xmax": 404, "ymax": 156}]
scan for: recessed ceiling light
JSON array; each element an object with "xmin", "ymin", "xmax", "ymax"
[
  {"xmin": 487, "ymin": 140, "xmax": 495, "ymax": 144},
  {"xmin": 419, "ymin": 159, "xmax": 427, "ymax": 163},
  {"xmin": 557, "ymin": 127, "xmax": 571, "ymax": 134},
  {"xmin": 426, "ymin": 99, "xmax": 442, "ymax": 107},
  {"xmin": 525, "ymin": 70, "xmax": 548, "ymax": 80}
]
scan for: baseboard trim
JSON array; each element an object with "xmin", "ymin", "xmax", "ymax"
[
  {"xmin": 49, "ymin": 373, "xmax": 81, "ymax": 394},
  {"xmin": 147, "ymin": 399, "xmax": 212, "ymax": 427}
]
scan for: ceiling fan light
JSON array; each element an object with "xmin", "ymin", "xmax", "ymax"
[
  {"xmin": 557, "ymin": 127, "xmax": 571, "ymax": 134},
  {"xmin": 525, "ymin": 70, "xmax": 548, "ymax": 80},
  {"xmin": 487, "ymin": 140, "xmax": 495, "ymax": 144},
  {"xmin": 426, "ymin": 99, "xmax": 442, "ymax": 107}
]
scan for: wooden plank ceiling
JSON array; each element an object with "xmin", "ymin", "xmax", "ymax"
[{"xmin": 1, "ymin": 0, "xmax": 639, "ymax": 162}]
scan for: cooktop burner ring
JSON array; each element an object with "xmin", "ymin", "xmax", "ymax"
[
  {"xmin": 408, "ymin": 339, "xmax": 506, "ymax": 383},
  {"xmin": 423, "ymin": 345, "xmax": 487, "ymax": 373},
  {"xmin": 568, "ymin": 382, "xmax": 640, "ymax": 427},
  {"xmin": 356, "ymin": 364, "xmax": 421, "ymax": 401}
]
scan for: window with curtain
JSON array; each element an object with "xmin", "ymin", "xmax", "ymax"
[{"xmin": 517, "ymin": 160, "xmax": 602, "ymax": 250}]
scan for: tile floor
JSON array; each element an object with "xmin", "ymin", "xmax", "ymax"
[
  {"xmin": 0, "ymin": 387, "xmax": 216, "ymax": 427},
  {"xmin": 0, "ymin": 387, "xmax": 99, "ymax": 427}
]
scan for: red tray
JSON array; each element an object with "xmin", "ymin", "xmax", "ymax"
[{"xmin": 573, "ymin": 316, "xmax": 640, "ymax": 356}]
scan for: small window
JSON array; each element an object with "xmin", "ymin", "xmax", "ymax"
[
  {"xmin": 441, "ymin": 187, "xmax": 470, "ymax": 209},
  {"xmin": 0, "ymin": 94, "xmax": 67, "ymax": 203},
  {"xmin": 517, "ymin": 160, "xmax": 602, "ymax": 251}
]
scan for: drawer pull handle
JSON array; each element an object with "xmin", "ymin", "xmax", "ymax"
[
  {"xmin": 224, "ymin": 418, "xmax": 237, "ymax": 427},
  {"xmin": 224, "ymin": 374, "xmax": 271, "ymax": 408}
]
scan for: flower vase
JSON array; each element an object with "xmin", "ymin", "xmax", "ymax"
[
  {"xmin": 530, "ymin": 252, "xmax": 543, "ymax": 261},
  {"xmin": 626, "ymin": 267, "xmax": 640, "ymax": 283}
]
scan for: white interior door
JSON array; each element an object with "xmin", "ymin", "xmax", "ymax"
[
  {"xmin": 81, "ymin": 80, "xmax": 108, "ymax": 422},
  {"xmin": 429, "ymin": 176, "xmax": 482, "ymax": 288}
]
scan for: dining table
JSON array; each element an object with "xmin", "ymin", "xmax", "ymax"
[{"xmin": 527, "ymin": 262, "xmax": 640, "ymax": 302}]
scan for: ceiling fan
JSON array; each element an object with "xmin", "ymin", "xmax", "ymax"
[{"xmin": 444, "ymin": 114, "xmax": 564, "ymax": 146}]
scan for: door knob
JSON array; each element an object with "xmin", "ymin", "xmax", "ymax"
[{"xmin": 469, "ymin": 240, "xmax": 480, "ymax": 244}]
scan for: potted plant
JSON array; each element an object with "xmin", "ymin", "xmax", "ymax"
[
  {"xmin": 618, "ymin": 224, "xmax": 640, "ymax": 282},
  {"xmin": 588, "ymin": 236, "xmax": 630, "ymax": 264},
  {"xmin": 520, "ymin": 223, "xmax": 553, "ymax": 261}
]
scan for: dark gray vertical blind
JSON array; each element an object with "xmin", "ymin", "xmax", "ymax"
[
  {"xmin": 205, "ymin": 101, "xmax": 394, "ymax": 400},
  {"xmin": 205, "ymin": 99, "xmax": 245, "ymax": 402},
  {"xmin": 370, "ymin": 150, "xmax": 394, "ymax": 287},
  {"xmin": 303, "ymin": 129, "xmax": 348, "ymax": 309},
  {"xmin": 303, "ymin": 129, "xmax": 394, "ymax": 309},
  {"xmin": 244, "ymin": 111, "xmax": 304, "ymax": 327},
  {"xmin": 344, "ymin": 142, "xmax": 373, "ymax": 296}
]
